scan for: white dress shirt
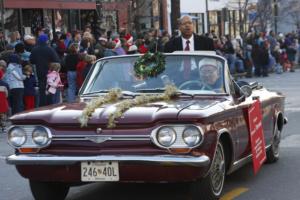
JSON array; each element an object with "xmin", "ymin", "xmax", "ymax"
[{"xmin": 181, "ymin": 35, "xmax": 194, "ymax": 51}]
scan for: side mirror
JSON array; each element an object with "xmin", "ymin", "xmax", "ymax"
[
  {"xmin": 236, "ymin": 85, "xmax": 252, "ymax": 103},
  {"xmin": 240, "ymin": 85, "xmax": 252, "ymax": 98}
]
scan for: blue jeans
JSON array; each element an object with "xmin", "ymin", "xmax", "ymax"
[
  {"xmin": 225, "ymin": 54, "xmax": 236, "ymax": 74},
  {"xmin": 235, "ymin": 59, "xmax": 245, "ymax": 72},
  {"xmin": 10, "ymin": 88, "xmax": 24, "ymax": 115},
  {"xmin": 47, "ymin": 90, "xmax": 61, "ymax": 105},
  {"xmin": 67, "ymin": 71, "xmax": 77, "ymax": 103}
]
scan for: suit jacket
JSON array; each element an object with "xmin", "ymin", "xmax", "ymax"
[{"xmin": 164, "ymin": 34, "xmax": 215, "ymax": 53}]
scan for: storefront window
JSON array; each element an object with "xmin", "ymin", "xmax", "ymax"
[
  {"xmin": 22, "ymin": 9, "xmax": 44, "ymax": 35},
  {"xmin": 3, "ymin": 9, "xmax": 18, "ymax": 38},
  {"xmin": 70, "ymin": 10, "xmax": 79, "ymax": 32},
  {"xmin": 188, "ymin": 13, "xmax": 204, "ymax": 35},
  {"xmin": 43, "ymin": 9, "xmax": 53, "ymax": 34},
  {"xmin": 209, "ymin": 11, "xmax": 219, "ymax": 36},
  {"xmin": 80, "ymin": 10, "xmax": 96, "ymax": 30}
]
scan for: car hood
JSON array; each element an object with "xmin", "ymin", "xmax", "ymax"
[{"xmin": 11, "ymin": 98, "xmax": 226, "ymax": 126}]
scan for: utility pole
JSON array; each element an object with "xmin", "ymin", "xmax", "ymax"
[
  {"xmin": 273, "ymin": 0, "xmax": 278, "ymax": 33},
  {"xmin": 152, "ymin": 0, "xmax": 160, "ymax": 30},
  {"xmin": 170, "ymin": 0, "xmax": 180, "ymax": 35},
  {"xmin": 1, "ymin": 0, "xmax": 4, "ymax": 34},
  {"xmin": 206, "ymin": 0, "xmax": 210, "ymax": 33}
]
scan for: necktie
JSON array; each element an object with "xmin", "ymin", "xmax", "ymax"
[
  {"xmin": 185, "ymin": 40, "xmax": 190, "ymax": 51},
  {"xmin": 184, "ymin": 40, "xmax": 191, "ymax": 79}
]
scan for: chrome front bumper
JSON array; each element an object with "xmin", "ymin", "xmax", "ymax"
[{"xmin": 6, "ymin": 154, "xmax": 210, "ymax": 167}]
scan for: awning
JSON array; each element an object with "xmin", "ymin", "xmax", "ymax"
[{"xmin": 4, "ymin": 0, "xmax": 96, "ymax": 10}]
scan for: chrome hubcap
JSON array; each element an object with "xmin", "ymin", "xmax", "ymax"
[
  {"xmin": 211, "ymin": 143, "xmax": 225, "ymax": 195},
  {"xmin": 273, "ymin": 127, "xmax": 281, "ymax": 156}
]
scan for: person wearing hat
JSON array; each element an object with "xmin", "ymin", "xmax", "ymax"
[
  {"xmin": 113, "ymin": 38, "xmax": 126, "ymax": 55},
  {"xmin": 30, "ymin": 34, "xmax": 60, "ymax": 106},
  {"xmin": 5, "ymin": 54, "xmax": 26, "ymax": 114},
  {"xmin": 178, "ymin": 58, "xmax": 223, "ymax": 92},
  {"xmin": 127, "ymin": 45, "xmax": 138, "ymax": 55},
  {"xmin": 198, "ymin": 58, "xmax": 223, "ymax": 91},
  {"xmin": 94, "ymin": 36, "xmax": 107, "ymax": 59},
  {"xmin": 23, "ymin": 34, "xmax": 36, "ymax": 52}
]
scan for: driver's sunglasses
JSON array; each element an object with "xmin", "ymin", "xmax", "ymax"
[{"xmin": 199, "ymin": 66, "xmax": 218, "ymax": 74}]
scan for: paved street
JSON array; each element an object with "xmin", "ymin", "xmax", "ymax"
[{"xmin": 0, "ymin": 70, "xmax": 300, "ymax": 200}]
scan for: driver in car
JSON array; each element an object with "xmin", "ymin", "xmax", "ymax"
[
  {"xmin": 179, "ymin": 58, "xmax": 224, "ymax": 92},
  {"xmin": 198, "ymin": 58, "xmax": 223, "ymax": 91}
]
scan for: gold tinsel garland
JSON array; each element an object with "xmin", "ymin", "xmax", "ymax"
[
  {"xmin": 79, "ymin": 88, "xmax": 122, "ymax": 127},
  {"xmin": 79, "ymin": 85, "xmax": 178, "ymax": 128}
]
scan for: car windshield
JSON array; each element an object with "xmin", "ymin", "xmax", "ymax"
[{"xmin": 81, "ymin": 54, "xmax": 226, "ymax": 95}]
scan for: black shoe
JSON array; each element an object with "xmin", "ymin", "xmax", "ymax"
[{"xmin": 290, "ymin": 69, "xmax": 295, "ymax": 72}]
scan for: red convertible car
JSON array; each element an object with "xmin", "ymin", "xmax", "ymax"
[{"xmin": 6, "ymin": 52, "xmax": 287, "ymax": 200}]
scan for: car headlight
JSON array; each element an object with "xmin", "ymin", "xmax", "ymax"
[
  {"xmin": 157, "ymin": 127, "xmax": 176, "ymax": 147},
  {"xmin": 182, "ymin": 126, "xmax": 202, "ymax": 147},
  {"xmin": 32, "ymin": 126, "xmax": 51, "ymax": 146},
  {"xmin": 8, "ymin": 127, "xmax": 26, "ymax": 147}
]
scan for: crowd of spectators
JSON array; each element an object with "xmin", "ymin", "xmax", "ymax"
[
  {"xmin": 212, "ymin": 30, "xmax": 300, "ymax": 77},
  {"xmin": 0, "ymin": 26, "xmax": 299, "ymax": 130}
]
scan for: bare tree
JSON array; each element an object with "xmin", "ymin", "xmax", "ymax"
[
  {"xmin": 280, "ymin": 0, "xmax": 300, "ymax": 29},
  {"xmin": 227, "ymin": 0, "xmax": 251, "ymax": 35},
  {"xmin": 247, "ymin": 0, "xmax": 273, "ymax": 32}
]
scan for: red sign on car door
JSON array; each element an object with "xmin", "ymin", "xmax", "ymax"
[{"xmin": 248, "ymin": 100, "xmax": 266, "ymax": 174}]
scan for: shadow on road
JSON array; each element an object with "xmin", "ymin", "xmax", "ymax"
[{"xmin": 67, "ymin": 182, "xmax": 191, "ymax": 200}]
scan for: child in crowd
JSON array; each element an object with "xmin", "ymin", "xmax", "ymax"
[
  {"xmin": 0, "ymin": 69, "xmax": 9, "ymax": 132},
  {"xmin": 46, "ymin": 62, "xmax": 63, "ymax": 105},
  {"xmin": 5, "ymin": 54, "xmax": 25, "ymax": 115},
  {"xmin": 23, "ymin": 65, "xmax": 37, "ymax": 110}
]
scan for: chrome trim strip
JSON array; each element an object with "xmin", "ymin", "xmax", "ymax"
[
  {"xmin": 284, "ymin": 117, "xmax": 288, "ymax": 124},
  {"xmin": 6, "ymin": 154, "xmax": 210, "ymax": 167},
  {"xmin": 52, "ymin": 135, "xmax": 150, "ymax": 143},
  {"xmin": 227, "ymin": 144, "xmax": 271, "ymax": 174}
]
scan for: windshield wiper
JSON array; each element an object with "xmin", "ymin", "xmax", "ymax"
[
  {"xmin": 81, "ymin": 90, "xmax": 137, "ymax": 98},
  {"xmin": 81, "ymin": 90, "xmax": 110, "ymax": 96},
  {"xmin": 136, "ymin": 88, "xmax": 194, "ymax": 97},
  {"xmin": 135, "ymin": 88, "xmax": 166, "ymax": 93}
]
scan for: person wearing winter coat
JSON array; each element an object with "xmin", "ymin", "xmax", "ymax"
[
  {"xmin": 5, "ymin": 54, "xmax": 26, "ymax": 114},
  {"xmin": 252, "ymin": 42, "xmax": 269, "ymax": 77},
  {"xmin": 30, "ymin": 34, "xmax": 60, "ymax": 106},
  {"xmin": 23, "ymin": 65, "xmax": 37, "ymax": 110},
  {"xmin": 64, "ymin": 43, "xmax": 79, "ymax": 103},
  {"xmin": 46, "ymin": 63, "xmax": 63, "ymax": 105}
]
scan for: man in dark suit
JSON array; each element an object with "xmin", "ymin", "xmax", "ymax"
[{"xmin": 164, "ymin": 15, "xmax": 215, "ymax": 52}]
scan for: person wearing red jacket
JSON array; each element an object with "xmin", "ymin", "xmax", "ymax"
[
  {"xmin": 76, "ymin": 53, "xmax": 87, "ymax": 90},
  {"xmin": 0, "ymin": 69, "xmax": 9, "ymax": 131}
]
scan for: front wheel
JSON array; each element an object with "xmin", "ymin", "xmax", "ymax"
[
  {"xmin": 29, "ymin": 180, "xmax": 70, "ymax": 200},
  {"xmin": 189, "ymin": 142, "xmax": 226, "ymax": 200}
]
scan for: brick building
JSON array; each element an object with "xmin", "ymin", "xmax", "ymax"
[{"xmin": 1, "ymin": 0, "xmax": 130, "ymax": 37}]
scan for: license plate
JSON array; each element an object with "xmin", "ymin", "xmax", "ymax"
[{"xmin": 81, "ymin": 161, "xmax": 119, "ymax": 182}]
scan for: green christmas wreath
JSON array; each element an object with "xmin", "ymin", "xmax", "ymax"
[{"xmin": 134, "ymin": 52, "xmax": 166, "ymax": 78}]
